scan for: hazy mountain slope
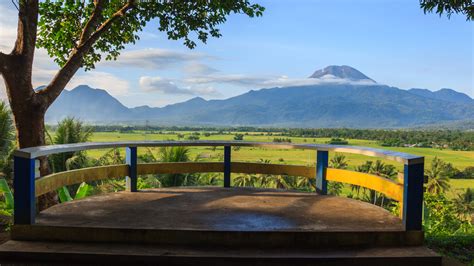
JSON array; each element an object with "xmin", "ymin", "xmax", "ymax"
[
  {"xmin": 46, "ymin": 85, "xmax": 132, "ymax": 122},
  {"xmin": 408, "ymin": 88, "xmax": 474, "ymax": 104},
  {"xmin": 44, "ymin": 66, "xmax": 474, "ymax": 128}
]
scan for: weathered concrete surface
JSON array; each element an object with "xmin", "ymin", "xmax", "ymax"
[
  {"xmin": 35, "ymin": 187, "xmax": 403, "ymax": 231},
  {"xmin": 0, "ymin": 240, "xmax": 442, "ymax": 266}
]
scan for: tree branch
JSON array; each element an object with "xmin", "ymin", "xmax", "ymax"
[
  {"xmin": 39, "ymin": 1, "xmax": 135, "ymax": 107},
  {"xmin": 78, "ymin": 0, "xmax": 106, "ymax": 45}
]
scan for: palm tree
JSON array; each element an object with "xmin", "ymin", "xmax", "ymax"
[
  {"xmin": 328, "ymin": 153, "xmax": 347, "ymax": 196},
  {"xmin": 49, "ymin": 117, "xmax": 93, "ymax": 172},
  {"xmin": 330, "ymin": 153, "xmax": 348, "ymax": 169},
  {"xmin": 0, "ymin": 102, "xmax": 14, "ymax": 225},
  {"xmin": 159, "ymin": 146, "xmax": 193, "ymax": 187},
  {"xmin": 425, "ymin": 157, "xmax": 451, "ymax": 195},
  {"xmin": 234, "ymin": 174, "xmax": 258, "ymax": 187},
  {"xmin": 0, "ymin": 102, "xmax": 14, "ymax": 181},
  {"xmin": 454, "ymin": 188, "xmax": 474, "ymax": 221}
]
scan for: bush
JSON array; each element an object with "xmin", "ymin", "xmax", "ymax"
[{"xmin": 326, "ymin": 138, "xmax": 348, "ymax": 145}]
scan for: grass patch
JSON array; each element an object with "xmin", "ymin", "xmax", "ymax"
[{"xmin": 426, "ymin": 234, "xmax": 474, "ymax": 265}]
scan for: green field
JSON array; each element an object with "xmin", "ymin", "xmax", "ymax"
[
  {"xmin": 84, "ymin": 131, "xmax": 474, "ymax": 194},
  {"xmin": 88, "ymin": 131, "xmax": 474, "ymax": 170}
]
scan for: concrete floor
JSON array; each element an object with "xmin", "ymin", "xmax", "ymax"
[{"xmin": 36, "ymin": 187, "xmax": 403, "ymax": 231}]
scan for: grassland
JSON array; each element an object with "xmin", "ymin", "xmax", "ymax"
[
  {"xmin": 85, "ymin": 131, "xmax": 473, "ymax": 194},
  {"xmin": 89, "ymin": 131, "xmax": 474, "ymax": 169}
]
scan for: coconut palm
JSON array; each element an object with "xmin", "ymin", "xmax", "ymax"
[
  {"xmin": 49, "ymin": 117, "xmax": 93, "ymax": 172},
  {"xmin": 454, "ymin": 188, "xmax": 474, "ymax": 221},
  {"xmin": 158, "ymin": 146, "xmax": 193, "ymax": 187},
  {"xmin": 425, "ymin": 157, "xmax": 451, "ymax": 195},
  {"xmin": 328, "ymin": 153, "xmax": 347, "ymax": 196},
  {"xmin": 0, "ymin": 102, "xmax": 14, "ymax": 181}
]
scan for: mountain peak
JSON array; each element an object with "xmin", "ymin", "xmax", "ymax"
[{"xmin": 309, "ymin": 65, "xmax": 375, "ymax": 82}]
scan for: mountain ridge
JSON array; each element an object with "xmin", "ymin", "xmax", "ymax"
[{"xmin": 45, "ymin": 66, "xmax": 474, "ymax": 128}]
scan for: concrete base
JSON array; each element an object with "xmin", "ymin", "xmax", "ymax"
[
  {"xmin": 0, "ymin": 240, "xmax": 441, "ymax": 266},
  {"xmin": 1, "ymin": 187, "xmax": 438, "ymax": 264}
]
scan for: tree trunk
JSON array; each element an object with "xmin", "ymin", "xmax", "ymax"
[{"xmin": 5, "ymin": 78, "xmax": 58, "ymax": 211}]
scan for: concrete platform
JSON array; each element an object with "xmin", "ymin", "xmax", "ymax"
[
  {"xmin": 1, "ymin": 187, "xmax": 440, "ymax": 265},
  {"xmin": 36, "ymin": 187, "xmax": 403, "ymax": 231},
  {"xmin": 11, "ymin": 187, "xmax": 424, "ymax": 248}
]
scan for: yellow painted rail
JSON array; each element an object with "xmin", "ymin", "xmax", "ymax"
[
  {"xmin": 36, "ymin": 163, "xmax": 402, "ymax": 203},
  {"xmin": 36, "ymin": 165, "xmax": 128, "ymax": 197},
  {"xmin": 326, "ymin": 168, "xmax": 403, "ymax": 202}
]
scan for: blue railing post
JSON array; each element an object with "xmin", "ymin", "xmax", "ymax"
[
  {"xmin": 224, "ymin": 146, "xmax": 231, "ymax": 187},
  {"xmin": 13, "ymin": 156, "xmax": 36, "ymax": 225},
  {"xmin": 316, "ymin": 150, "xmax": 328, "ymax": 195},
  {"xmin": 125, "ymin": 147, "xmax": 137, "ymax": 192},
  {"xmin": 403, "ymin": 160, "xmax": 424, "ymax": 231}
]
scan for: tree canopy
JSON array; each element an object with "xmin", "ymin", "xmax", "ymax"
[
  {"xmin": 420, "ymin": 0, "xmax": 473, "ymax": 20},
  {"xmin": 37, "ymin": 0, "xmax": 264, "ymax": 71}
]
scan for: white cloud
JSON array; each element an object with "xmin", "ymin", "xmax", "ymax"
[
  {"xmin": 67, "ymin": 71, "xmax": 130, "ymax": 96},
  {"xmin": 139, "ymin": 76, "xmax": 220, "ymax": 96},
  {"xmin": 184, "ymin": 74, "xmax": 267, "ymax": 87},
  {"xmin": 183, "ymin": 62, "xmax": 218, "ymax": 75},
  {"xmin": 102, "ymin": 48, "xmax": 213, "ymax": 70},
  {"xmin": 184, "ymin": 73, "xmax": 377, "ymax": 89}
]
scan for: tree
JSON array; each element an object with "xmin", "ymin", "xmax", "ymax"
[
  {"xmin": 0, "ymin": 0, "xmax": 264, "ymax": 175},
  {"xmin": 328, "ymin": 153, "xmax": 347, "ymax": 196},
  {"xmin": 420, "ymin": 0, "xmax": 473, "ymax": 20},
  {"xmin": 0, "ymin": 102, "xmax": 15, "ymax": 181},
  {"xmin": 49, "ymin": 117, "xmax": 93, "ymax": 173},
  {"xmin": 426, "ymin": 157, "xmax": 451, "ymax": 195}
]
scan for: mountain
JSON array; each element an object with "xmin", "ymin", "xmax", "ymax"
[
  {"xmin": 47, "ymin": 85, "xmax": 132, "ymax": 122},
  {"xmin": 408, "ymin": 88, "xmax": 474, "ymax": 104},
  {"xmin": 309, "ymin": 65, "xmax": 375, "ymax": 82},
  {"xmin": 45, "ymin": 67, "xmax": 474, "ymax": 128}
]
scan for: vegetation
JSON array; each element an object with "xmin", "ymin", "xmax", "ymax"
[
  {"xmin": 420, "ymin": 0, "xmax": 474, "ymax": 21},
  {"xmin": 0, "ymin": 115, "xmax": 472, "ymax": 262},
  {"xmin": 89, "ymin": 126, "xmax": 474, "ymax": 151}
]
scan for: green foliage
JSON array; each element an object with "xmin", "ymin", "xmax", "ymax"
[
  {"xmin": 37, "ymin": 0, "xmax": 264, "ymax": 70},
  {"xmin": 57, "ymin": 186, "xmax": 74, "ymax": 203},
  {"xmin": 57, "ymin": 182, "xmax": 94, "ymax": 203},
  {"xmin": 424, "ymin": 193, "xmax": 473, "ymax": 236},
  {"xmin": 272, "ymin": 137, "xmax": 291, "ymax": 143},
  {"xmin": 234, "ymin": 133, "xmax": 244, "ymax": 141},
  {"xmin": 327, "ymin": 138, "xmax": 349, "ymax": 145},
  {"xmin": 425, "ymin": 157, "xmax": 451, "ymax": 194},
  {"xmin": 0, "ymin": 179, "xmax": 13, "ymax": 210},
  {"xmin": 0, "ymin": 102, "xmax": 15, "ymax": 181},
  {"xmin": 420, "ymin": 0, "xmax": 473, "ymax": 20},
  {"xmin": 49, "ymin": 117, "xmax": 93, "ymax": 173},
  {"xmin": 425, "ymin": 235, "xmax": 474, "ymax": 264}
]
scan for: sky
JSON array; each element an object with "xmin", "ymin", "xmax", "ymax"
[{"xmin": 0, "ymin": 0, "xmax": 472, "ymax": 108}]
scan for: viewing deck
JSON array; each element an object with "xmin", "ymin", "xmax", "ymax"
[{"xmin": 0, "ymin": 141, "xmax": 441, "ymax": 265}]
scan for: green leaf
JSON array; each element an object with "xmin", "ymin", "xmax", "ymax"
[
  {"xmin": 0, "ymin": 179, "xmax": 13, "ymax": 209},
  {"xmin": 58, "ymin": 186, "xmax": 73, "ymax": 203},
  {"xmin": 74, "ymin": 182, "xmax": 91, "ymax": 200}
]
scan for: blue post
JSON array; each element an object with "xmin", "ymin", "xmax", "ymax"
[
  {"xmin": 13, "ymin": 156, "xmax": 36, "ymax": 225},
  {"xmin": 126, "ymin": 147, "xmax": 137, "ymax": 192},
  {"xmin": 224, "ymin": 146, "xmax": 231, "ymax": 187},
  {"xmin": 403, "ymin": 161, "xmax": 424, "ymax": 231},
  {"xmin": 316, "ymin": 150, "xmax": 328, "ymax": 195}
]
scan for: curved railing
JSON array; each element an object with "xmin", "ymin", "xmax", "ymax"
[{"xmin": 13, "ymin": 141, "xmax": 425, "ymax": 231}]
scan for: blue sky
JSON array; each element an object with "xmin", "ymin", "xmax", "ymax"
[{"xmin": 0, "ymin": 0, "xmax": 472, "ymax": 107}]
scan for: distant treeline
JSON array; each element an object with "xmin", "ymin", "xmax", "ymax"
[
  {"xmin": 282, "ymin": 128, "xmax": 474, "ymax": 151},
  {"xmin": 89, "ymin": 125, "xmax": 474, "ymax": 151}
]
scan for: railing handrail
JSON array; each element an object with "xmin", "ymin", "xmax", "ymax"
[
  {"xmin": 13, "ymin": 140, "xmax": 423, "ymax": 164},
  {"xmin": 13, "ymin": 140, "xmax": 425, "ymax": 231}
]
